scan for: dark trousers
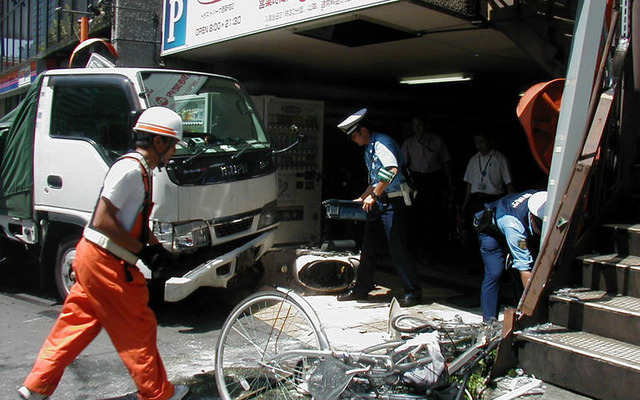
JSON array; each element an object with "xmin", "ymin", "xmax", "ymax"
[
  {"xmin": 468, "ymin": 192, "xmax": 504, "ymax": 215},
  {"xmin": 354, "ymin": 198, "xmax": 420, "ymax": 294},
  {"xmin": 464, "ymin": 193, "xmax": 505, "ymax": 272},
  {"xmin": 478, "ymin": 232, "xmax": 506, "ymax": 321},
  {"xmin": 409, "ymin": 171, "xmax": 448, "ymax": 261}
]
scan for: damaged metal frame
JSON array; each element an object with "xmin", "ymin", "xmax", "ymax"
[{"xmin": 504, "ymin": 2, "xmax": 629, "ymax": 332}]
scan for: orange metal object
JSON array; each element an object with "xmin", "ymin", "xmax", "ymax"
[
  {"xmin": 80, "ymin": 16, "xmax": 89, "ymax": 42},
  {"xmin": 516, "ymin": 78, "xmax": 565, "ymax": 175},
  {"xmin": 68, "ymin": 38, "xmax": 118, "ymax": 68}
]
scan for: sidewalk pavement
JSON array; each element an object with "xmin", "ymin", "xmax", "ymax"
[
  {"xmin": 174, "ymin": 266, "xmax": 593, "ymax": 400},
  {"xmin": 291, "ymin": 272, "xmax": 593, "ymax": 400}
]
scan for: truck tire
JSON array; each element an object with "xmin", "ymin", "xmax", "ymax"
[{"xmin": 54, "ymin": 235, "xmax": 81, "ymax": 300}]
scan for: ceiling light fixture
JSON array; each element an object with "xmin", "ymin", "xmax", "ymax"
[{"xmin": 399, "ymin": 73, "xmax": 472, "ymax": 85}]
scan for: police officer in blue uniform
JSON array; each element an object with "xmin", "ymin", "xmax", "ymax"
[
  {"xmin": 336, "ymin": 108, "xmax": 422, "ymax": 307},
  {"xmin": 475, "ymin": 190, "xmax": 547, "ymax": 321}
]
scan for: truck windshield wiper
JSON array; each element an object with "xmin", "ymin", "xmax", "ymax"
[
  {"xmin": 182, "ymin": 145, "xmax": 213, "ymax": 165},
  {"xmin": 231, "ymin": 142, "xmax": 251, "ymax": 160},
  {"xmin": 182, "ymin": 135, "xmax": 223, "ymax": 165},
  {"xmin": 232, "ymin": 140, "xmax": 270, "ymax": 160}
]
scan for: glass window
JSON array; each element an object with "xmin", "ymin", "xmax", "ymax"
[
  {"xmin": 139, "ymin": 71, "xmax": 270, "ymax": 157},
  {"xmin": 51, "ymin": 83, "xmax": 135, "ymax": 163}
]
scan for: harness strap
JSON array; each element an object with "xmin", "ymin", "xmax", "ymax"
[
  {"xmin": 117, "ymin": 153, "xmax": 153, "ymax": 244},
  {"xmin": 83, "ymin": 226, "xmax": 139, "ymax": 266},
  {"xmin": 83, "ymin": 152, "xmax": 153, "ymax": 281}
]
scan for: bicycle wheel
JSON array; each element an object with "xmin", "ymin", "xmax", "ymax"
[{"xmin": 215, "ymin": 288, "xmax": 330, "ymax": 400}]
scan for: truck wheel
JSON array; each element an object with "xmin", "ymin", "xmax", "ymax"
[{"xmin": 54, "ymin": 236, "xmax": 81, "ymax": 300}]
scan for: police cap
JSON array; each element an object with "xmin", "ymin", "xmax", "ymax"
[{"xmin": 338, "ymin": 108, "xmax": 367, "ymax": 135}]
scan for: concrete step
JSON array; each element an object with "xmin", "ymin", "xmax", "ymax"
[
  {"xmin": 548, "ymin": 288, "xmax": 640, "ymax": 346},
  {"xmin": 578, "ymin": 253, "xmax": 640, "ymax": 297},
  {"xmin": 598, "ymin": 223, "xmax": 640, "ymax": 256},
  {"xmin": 619, "ymin": 195, "xmax": 640, "ymax": 222},
  {"xmin": 515, "ymin": 324, "xmax": 640, "ymax": 400}
]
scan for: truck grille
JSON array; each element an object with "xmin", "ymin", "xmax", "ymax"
[{"xmin": 213, "ymin": 215, "xmax": 254, "ymax": 238}]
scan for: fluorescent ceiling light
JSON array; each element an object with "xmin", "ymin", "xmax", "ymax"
[{"xmin": 399, "ymin": 73, "xmax": 471, "ymax": 85}]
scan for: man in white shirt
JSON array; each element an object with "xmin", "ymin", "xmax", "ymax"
[
  {"xmin": 462, "ymin": 133, "xmax": 514, "ymax": 215},
  {"xmin": 401, "ymin": 116, "xmax": 454, "ymax": 262}
]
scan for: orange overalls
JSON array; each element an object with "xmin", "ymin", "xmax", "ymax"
[{"xmin": 22, "ymin": 155, "xmax": 176, "ymax": 400}]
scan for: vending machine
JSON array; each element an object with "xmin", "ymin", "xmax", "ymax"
[
  {"xmin": 174, "ymin": 93, "xmax": 213, "ymax": 133},
  {"xmin": 252, "ymin": 96, "xmax": 324, "ymax": 245}
]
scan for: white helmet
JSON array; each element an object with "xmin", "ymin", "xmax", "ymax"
[
  {"xmin": 527, "ymin": 191, "xmax": 547, "ymax": 219},
  {"xmin": 133, "ymin": 107, "xmax": 185, "ymax": 145}
]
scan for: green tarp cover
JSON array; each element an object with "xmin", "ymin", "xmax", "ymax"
[
  {"xmin": 0, "ymin": 104, "xmax": 19, "ymax": 130},
  {"xmin": 0, "ymin": 74, "xmax": 43, "ymax": 219}
]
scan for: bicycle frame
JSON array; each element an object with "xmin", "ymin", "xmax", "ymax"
[{"xmin": 215, "ymin": 287, "xmax": 501, "ymax": 400}]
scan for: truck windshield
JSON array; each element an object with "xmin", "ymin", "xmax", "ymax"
[{"xmin": 139, "ymin": 72, "xmax": 269, "ymax": 157}]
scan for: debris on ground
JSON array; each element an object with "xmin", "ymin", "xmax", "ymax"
[{"xmin": 482, "ymin": 369, "xmax": 546, "ymax": 399}]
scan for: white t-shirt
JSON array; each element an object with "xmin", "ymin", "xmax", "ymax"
[
  {"xmin": 401, "ymin": 133, "xmax": 451, "ymax": 173},
  {"xmin": 463, "ymin": 149, "xmax": 512, "ymax": 195},
  {"xmin": 100, "ymin": 158, "xmax": 149, "ymax": 233}
]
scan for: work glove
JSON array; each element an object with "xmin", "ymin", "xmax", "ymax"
[{"xmin": 136, "ymin": 243, "xmax": 174, "ymax": 271}]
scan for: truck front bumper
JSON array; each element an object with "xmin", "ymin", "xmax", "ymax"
[{"xmin": 164, "ymin": 229, "xmax": 275, "ymax": 302}]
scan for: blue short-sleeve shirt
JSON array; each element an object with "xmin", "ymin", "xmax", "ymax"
[
  {"xmin": 491, "ymin": 190, "xmax": 538, "ymax": 271},
  {"xmin": 365, "ymin": 132, "xmax": 406, "ymax": 193}
]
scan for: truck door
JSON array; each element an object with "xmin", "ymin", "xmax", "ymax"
[{"xmin": 33, "ymin": 74, "xmax": 139, "ymax": 218}]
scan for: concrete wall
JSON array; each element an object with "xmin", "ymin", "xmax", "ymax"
[{"xmin": 113, "ymin": 0, "xmax": 164, "ymax": 67}]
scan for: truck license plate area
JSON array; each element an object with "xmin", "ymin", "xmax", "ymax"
[{"xmin": 236, "ymin": 248, "xmax": 254, "ymax": 273}]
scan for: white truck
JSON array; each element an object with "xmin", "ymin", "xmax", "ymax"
[{"xmin": 0, "ymin": 67, "xmax": 290, "ymax": 301}]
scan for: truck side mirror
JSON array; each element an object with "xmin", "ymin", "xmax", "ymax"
[
  {"xmin": 273, "ymin": 124, "xmax": 304, "ymax": 154},
  {"xmin": 129, "ymin": 109, "xmax": 143, "ymax": 127},
  {"xmin": 128, "ymin": 109, "xmax": 144, "ymax": 141}
]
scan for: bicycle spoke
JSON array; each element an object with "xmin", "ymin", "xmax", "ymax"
[
  {"xmin": 216, "ymin": 291, "xmax": 327, "ymax": 400},
  {"xmin": 230, "ymin": 324, "xmax": 266, "ymax": 357}
]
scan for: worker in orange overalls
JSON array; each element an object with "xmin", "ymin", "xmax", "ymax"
[{"xmin": 19, "ymin": 107, "xmax": 189, "ymax": 400}]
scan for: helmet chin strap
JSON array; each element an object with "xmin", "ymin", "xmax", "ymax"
[{"xmin": 152, "ymin": 139, "xmax": 169, "ymax": 172}]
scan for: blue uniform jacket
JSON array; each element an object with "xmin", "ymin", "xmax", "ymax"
[
  {"xmin": 489, "ymin": 190, "xmax": 538, "ymax": 271},
  {"xmin": 365, "ymin": 132, "xmax": 406, "ymax": 193}
]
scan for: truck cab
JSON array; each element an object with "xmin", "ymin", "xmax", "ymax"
[{"xmin": 1, "ymin": 67, "xmax": 280, "ymax": 301}]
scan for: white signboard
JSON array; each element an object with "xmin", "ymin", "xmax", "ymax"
[
  {"xmin": 18, "ymin": 64, "xmax": 32, "ymax": 88},
  {"xmin": 142, "ymin": 73, "xmax": 207, "ymax": 108},
  {"xmin": 162, "ymin": 0, "xmax": 397, "ymax": 55}
]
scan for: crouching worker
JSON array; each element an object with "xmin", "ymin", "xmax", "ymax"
[
  {"xmin": 19, "ymin": 107, "xmax": 189, "ymax": 400},
  {"xmin": 474, "ymin": 190, "xmax": 547, "ymax": 322}
]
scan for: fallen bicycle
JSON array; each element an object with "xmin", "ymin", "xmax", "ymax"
[{"xmin": 215, "ymin": 287, "xmax": 502, "ymax": 400}]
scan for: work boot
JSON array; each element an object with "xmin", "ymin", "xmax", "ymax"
[
  {"xmin": 398, "ymin": 292, "xmax": 422, "ymax": 308},
  {"xmin": 169, "ymin": 384, "xmax": 189, "ymax": 400},
  {"xmin": 18, "ymin": 387, "xmax": 48, "ymax": 400},
  {"xmin": 337, "ymin": 288, "xmax": 369, "ymax": 301}
]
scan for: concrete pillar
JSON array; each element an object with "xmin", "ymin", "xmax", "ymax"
[
  {"xmin": 112, "ymin": 0, "xmax": 163, "ymax": 67},
  {"xmin": 543, "ymin": 0, "xmax": 606, "ymax": 239}
]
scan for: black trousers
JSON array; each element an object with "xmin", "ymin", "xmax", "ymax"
[
  {"xmin": 354, "ymin": 197, "xmax": 420, "ymax": 294},
  {"xmin": 409, "ymin": 170, "xmax": 447, "ymax": 261}
]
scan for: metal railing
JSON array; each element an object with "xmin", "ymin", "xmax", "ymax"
[{"xmin": 0, "ymin": 0, "xmax": 111, "ymax": 74}]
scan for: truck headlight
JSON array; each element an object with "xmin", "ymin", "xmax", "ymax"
[
  {"xmin": 173, "ymin": 221, "xmax": 211, "ymax": 250},
  {"xmin": 257, "ymin": 200, "xmax": 278, "ymax": 230},
  {"xmin": 153, "ymin": 222, "xmax": 174, "ymax": 246},
  {"xmin": 153, "ymin": 220, "xmax": 211, "ymax": 252}
]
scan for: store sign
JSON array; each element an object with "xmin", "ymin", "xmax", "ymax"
[
  {"xmin": 161, "ymin": 0, "xmax": 397, "ymax": 55},
  {"xmin": 0, "ymin": 61, "xmax": 37, "ymax": 95},
  {"xmin": 164, "ymin": 0, "xmax": 188, "ymax": 50}
]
